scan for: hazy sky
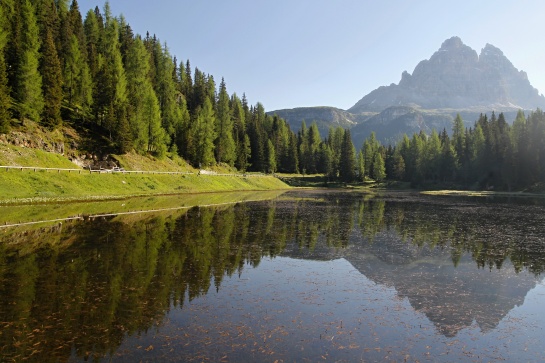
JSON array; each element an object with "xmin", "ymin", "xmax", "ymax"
[{"xmin": 78, "ymin": 0, "xmax": 545, "ymax": 111}]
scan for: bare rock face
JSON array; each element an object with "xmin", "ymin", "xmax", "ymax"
[{"xmin": 349, "ymin": 36, "xmax": 545, "ymax": 113}]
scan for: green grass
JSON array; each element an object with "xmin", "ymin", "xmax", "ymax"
[
  {"xmin": 0, "ymin": 169, "xmax": 289, "ymax": 204},
  {"xmin": 0, "ymin": 144, "xmax": 77, "ymax": 168},
  {"xmin": 0, "ymin": 140, "xmax": 289, "ymax": 203}
]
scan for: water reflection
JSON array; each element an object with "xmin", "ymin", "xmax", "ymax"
[{"xmin": 0, "ymin": 190, "xmax": 544, "ymax": 361}]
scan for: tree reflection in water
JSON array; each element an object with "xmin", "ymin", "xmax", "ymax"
[{"xmin": 0, "ymin": 190, "xmax": 544, "ymax": 361}]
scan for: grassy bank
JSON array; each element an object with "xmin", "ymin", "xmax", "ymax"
[
  {"xmin": 0, "ymin": 138, "xmax": 290, "ymax": 203},
  {"xmin": 0, "ymin": 169, "xmax": 288, "ymax": 204}
]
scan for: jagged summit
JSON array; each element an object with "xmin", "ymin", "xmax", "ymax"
[{"xmin": 349, "ymin": 36, "xmax": 545, "ymax": 113}]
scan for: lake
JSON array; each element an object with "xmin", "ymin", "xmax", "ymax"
[{"xmin": 1, "ymin": 190, "xmax": 545, "ymax": 362}]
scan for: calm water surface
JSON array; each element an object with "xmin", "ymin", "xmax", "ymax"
[{"xmin": 1, "ymin": 190, "xmax": 545, "ymax": 362}]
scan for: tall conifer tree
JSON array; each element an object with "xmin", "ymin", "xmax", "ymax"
[
  {"xmin": 0, "ymin": 2, "xmax": 12, "ymax": 132},
  {"xmin": 215, "ymin": 78, "xmax": 235, "ymax": 165},
  {"xmin": 339, "ymin": 129, "xmax": 356, "ymax": 182},
  {"xmin": 40, "ymin": 28, "xmax": 63, "ymax": 127},
  {"xmin": 192, "ymin": 98, "xmax": 216, "ymax": 167},
  {"xmin": 16, "ymin": 0, "xmax": 44, "ymax": 122}
]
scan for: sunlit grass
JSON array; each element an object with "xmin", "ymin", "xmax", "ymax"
[{"xmin": 0, "ymin": 169, "xmax": 289, "ymax": 204}]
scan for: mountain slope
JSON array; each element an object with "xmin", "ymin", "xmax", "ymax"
[{"xmin": 268, "ymin": 106, "xmax": 371, "ymax": 137}]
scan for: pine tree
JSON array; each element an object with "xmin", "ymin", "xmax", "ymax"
[
  {"xmin": 470, "ymin": 123, "xmax": 486, "ymax": 183},
  {"xmin": 372, "ymin": 152, "xmax": 386, "ymax": 182},
  {"xmin": 214, "ymin": 78, "xmax": 235, "ymax": 165},
  {"xmin": 391, "ymin": 148, "xmax": 406, "ymax": 180},
  {"xmin": 439, "ymin": 136, "xmax": 457, "ymax": 181},
  {"xmin": 100, "ymin": 12, "xmax": 128, "ymax": 141},
  {"xmin": 236, "ymin": 133, "xmax": 251, "ymax": 172},
  {"xmin": 422, "ymin": 129, "xmax": 441, "ymax": 181},
  {"xmin": 362, "ymin": 132, "xmax": 379, "ymax": 178},
  {"xmin": 192, "ymin": 98, "xmax": 216, "ymax": 167},
  {"xmin": 321, "ymin": 144, "xmax": 334, "ymax": 180},
  {"xmin": 125, "ymin": 36, "xmax": 150, "ymax": 152},
  {"xmin": 230, "ymin": 93, "xmax": 245, "ymax": 150},
  {"xmin": 40, "ymin": 28, "xmax": 63, "ymax": 128},
  {"xmin": 16, "ymin": 0, "xmax": 44, "ymax": 122},
  {"xmin": 266, "ymin": 139, "xmax": 276, "ymax": 174},
  {"xmin": 174, "ymin": 96, "xmax": 190, "ymax": 157},
  {"xmin": 0, "ymin": 2, "xmax": 12, "ymax": 132},
  {"xmin": 68, "ymin": 0, "xmax": 86, "ymax": 52},
  {"xmin": 452, "ymin": 113, "xmax": 465, "ymax": 166},
  {"xmin": 0, "ymin": 53, "xmax": 10, "ymax": 133},
  {"xmin": 183, "ymin": 59, "xmax": 192, "ymax": 103},
  {"xmin": 339, "ymin": 129, "xmax": 356, "ymax": 182},
  {"xmin": 305, "ymin": 122, "xmax": 321, "ymax": 173},
  {"xmin": 63, "ymin": 35, "xmax": 80, "ymax": 106},
  {"xmin": 155, "ymin": 43, "xmax": 181, "ymax": 148},
  {"xmin": 116, "ymin": 105, "xmax": 132, "ymax": 153},
  {"xmin": 286, "ymin": 132, "xmax": 299, "ymax": 174},
  {"xmin": 247, "ymin": 104, "xmax": 266, "ymax": 172},
  {"xmin": 356, "ymin": 150, "xmax": 365, "ymax": 181},
  {"xmin": 37, "ymin": 0, "xmax": 61, "ymax": 54},
  {"xmin": 83, "ymin": 9, "xmax": 100, "ymax": 80},
  {"xmin": 143, "ymin": 83, "xmax": 166, "ymax": 157}
]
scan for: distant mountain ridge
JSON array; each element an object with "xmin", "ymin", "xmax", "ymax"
[
  {"xmin": 270, "ymin": 36, "xmax": 545, "ymax": 146},
  {"xmin": 268, "ymin": 106, "xmax": 370, "ymax": 139}
]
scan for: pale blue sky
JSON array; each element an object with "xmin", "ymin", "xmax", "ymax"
[{"xmin": 79, "ymin": 0, "xmax": 545, "ymax": 111}]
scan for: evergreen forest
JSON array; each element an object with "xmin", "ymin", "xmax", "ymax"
[{"xmin": 0, "ymin": 0, "xmax": 544, "ymax": 190}]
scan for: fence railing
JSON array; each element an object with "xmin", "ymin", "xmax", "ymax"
[{"xmin": 0, "ymin": 165, "xmax": 269, "ymax": 177}]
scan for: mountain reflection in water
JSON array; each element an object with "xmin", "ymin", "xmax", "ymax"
[{"xmin": 0, "ymin": 190, "xmax": 544, "ymax": 362}]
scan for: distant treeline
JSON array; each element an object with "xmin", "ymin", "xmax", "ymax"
[
  {"xmin": 0, "ymin": 1, "xmax": 544, "ymax": 188},
  {"xmin": 367, "ymin": 110, "xmax": 545, "ymax": 190}
]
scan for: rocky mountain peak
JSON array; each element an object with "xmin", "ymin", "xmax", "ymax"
[
  {"xmin": 440, "ymin": 36, "xmax": 464, "ymax": 50},
  {"xmin": 349, "ymin": 37, "xmax": 545, "ymax": 113}
]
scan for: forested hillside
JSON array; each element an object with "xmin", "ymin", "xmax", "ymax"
[{"xmin": 0, "ymin": 0, "xmax": 307, "ymax": 173}]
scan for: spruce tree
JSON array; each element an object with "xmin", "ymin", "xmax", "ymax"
[
  {"xmin": 357, "ymin": 150, "xmax": 365, "ymax": 181},
  {"xmin": 372, "ymin": 152, "xmax": 386, "ymax": 182},
  {"xmin": 266, "ymin": 139, "xmax": 276, "ymax": 174},
  {"xmin": 40, "ymin": 28, "xmax": 63, "ymax": 128},
  {"xmin": 339, "ymin": 129, "xmax": 356, "ymax": 182},
  {"xmin": 321, "ymin": 144, "xmax": 334, "ymax": 179},
  {"xmin": 155, "ymin": 44, "xmax": 182, "ymax": 150},
  {"xmin": 143, "ymin": 83, "xmax": 166, "ymax": 157},
  {"xmin": 452, "ymin": 113, "xmax": 466, "ymax": 168},
  {"xmin": 391, "ymin": 149, "xmax": 406, "ymax": 180},
  {"xmin": 100, "ymin": 13, "xmax": 128, "ymax": 141},
  {"xmin": 83, "ymin": 9, "xmax": 100, "ymax": 80},
  {"xmin": 16, "ymin": 0, "xmax": 44, "ymax": 122},
  {"xmin": 68, "ymin": 0, "xmax": 85, "ymax": 52},
  {"xmin": 37, "ymin": 0, "xmax": 61, "ymax": 54},
  {"xmin": 126, "ymin": 36, "xmax": 153, "ymax": 152},
  {"xmin": 63, "ymin": 35, "xmax": 81, "ymax": 106},
  {"xmin": 0, "ymin": 3, "xmax": 12, "ymax": 132},
  {"xmin": 215, "ymin": 78, "xmax": 235, "ymax": 165},
  {"xmin": 235, "ymin": 133, "xmax": 251, "ymax": 172},
  {"xmin": 0, "ymin": 53, "xmax": 10, "ymax": 133},
  {"xmin": 192, "ymin": 98, "xmax": 216, "ymax": 167}
]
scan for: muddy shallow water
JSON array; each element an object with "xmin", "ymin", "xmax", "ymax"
[{"xmin": 1, "ymin": 190, "xmax": 544, "ymax": 362}]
